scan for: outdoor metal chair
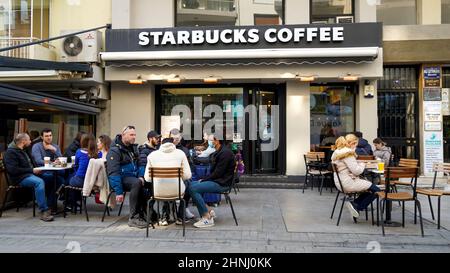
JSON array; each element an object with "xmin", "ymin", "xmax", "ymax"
[{"xmin": 303, "ymin": 152, "xmax": 332, "ymax": 195}]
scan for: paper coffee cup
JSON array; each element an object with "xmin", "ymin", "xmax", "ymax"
[{"xmin": 44, "ymin": 157, "xmax": 50, "ymax": 167}]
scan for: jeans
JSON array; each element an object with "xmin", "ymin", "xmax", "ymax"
[
  {"xmin": 122, "ymin": 176, "xmax": 145, "ymax": 219},
  {"xmin": 354, "ymin": 184, "xmax": 381, "ymax": 211},
  {"xmin": 188, "ymin": 180, "xmax": 229, "ymax": 217},
  {"xmin": 19, "ymin": 175, "xmax": 48, "ymax": 212},
  {"xmin": 39, "ymin": 171, "xmax": 65, "ymax": 208}
]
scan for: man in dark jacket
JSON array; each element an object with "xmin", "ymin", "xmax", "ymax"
[
  {"xmin": 188, "ymin": 135, "xmax": 236, "ymax": 228},
  {"xmin": 106, "ymin": 126, "xmax": 147, "ymax": 228},
  {"xmin": 138, "ymin": 130, "xmax": 160, "ymax": 178},
  {"xmin": 4, "ymin": 133, "xmax": 53, "ymax": 222},
  {"xmin": 354, "ymin": 131, "xmax": 373, "ymax": 156}
]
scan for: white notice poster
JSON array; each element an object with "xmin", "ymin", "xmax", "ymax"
[
  {"xmin": 161, "ymin": 116, "xmax": 181, "ymax": 138},
  {"xmin": 423, "ymin": 131, "xmax": 444, "ymax": 175}
]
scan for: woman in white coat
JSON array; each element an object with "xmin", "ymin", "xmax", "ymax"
[{"xmin": 331, "ymin": 134, "xmax": 380, "ymax": 218}]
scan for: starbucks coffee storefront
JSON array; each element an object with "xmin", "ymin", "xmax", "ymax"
[{"xmin": 101, "ymin": 23, "xmax": 383, "ymax": 176}]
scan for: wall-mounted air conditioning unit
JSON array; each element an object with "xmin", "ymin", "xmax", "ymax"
[
  {"xmin": 59, "ymin": 30, "xmax": 103, "ymax": 63},
  {"xmin": 336, "ymin": 16, "xmax": 354, "ymax": 23}
]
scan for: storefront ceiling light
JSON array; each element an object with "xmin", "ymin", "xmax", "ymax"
[
  {"xmin": 100, "ymin": 47, "xmax": 379, "ymax": 61},
  {"xmin": 166, "ymin": 76, "xmax": 184, "ymax": 83},
  {"xmin": 128, "ymin": 79, "xmax": 147, "ymax": 84},
  {"xmin": 341, "ymin": 75, "xmax": 359, "ymax": 81},
  {"xmin": 298, "ymin": 76, "xmax": 316, "ymax": 82},
  {"xmin": 281, "ymin": 73, "xmax": 297, "ymax": 79},
  {"xmin": 203, "ymin": 77, "xmax": 221, "ymax": 84}
]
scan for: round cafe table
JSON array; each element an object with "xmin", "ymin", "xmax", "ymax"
[{"xmin": 34, "ymin": 163, "xmax": 74, "ymax": 214}]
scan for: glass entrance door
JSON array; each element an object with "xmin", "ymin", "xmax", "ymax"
[{"xmin": 246, "ymin": 87, "xmax": 279, "ymax": 174}]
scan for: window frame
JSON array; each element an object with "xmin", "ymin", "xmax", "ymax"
[
  {"xmin": 174, "ymin": 0, "xmax": 285, "ymax": 27},
  {"xmin": 0, "ymin": 0, "xmax": 49, "ymax": 40},
  {"xmin": 309, "ymin": 0, "xmax": 355, "ymax": 24}
]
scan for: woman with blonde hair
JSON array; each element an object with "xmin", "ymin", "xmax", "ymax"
[{"xmin": 331, "ymin": 134, "xmax": 380, "ymax": 219}]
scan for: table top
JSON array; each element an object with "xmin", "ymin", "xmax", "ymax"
[
  {"xmin": 370, "ymin": 170, "xmax": 385, "ymax": 174},
  {"xmin": 34, "ymin": 163, "xmax": 74, "ymax": 171}
]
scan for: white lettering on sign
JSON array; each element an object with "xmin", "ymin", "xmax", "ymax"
[{"xmin": 138, "ymin": 27, "xmax": 346, "ymax": 46}]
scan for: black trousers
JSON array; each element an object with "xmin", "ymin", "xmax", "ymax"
[{"xmin": 122, "ymin": 176, "xmax": 146, "ymax": 218}]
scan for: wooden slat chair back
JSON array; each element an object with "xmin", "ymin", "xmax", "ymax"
[
  {"xmin": 357, "ymin": 155, "xmax": 375, "ymax": 161},
  {"xmin": 146, "ymin": 167, "xmax": 186, "ymax": 237},
  {"xmin": 303, "ymin": 152, "xmax": 331, "ymax": 195},
  {"xmin": 305, "ymin": 152, "xmax": 325, "ymax": 161},
  {"xmin": 379, "ymin": 166, "xmax": 423, "ymax": 236},
  {"xmin": 398, "ymin": 158, "xmax": 419, "ymax": 168}
]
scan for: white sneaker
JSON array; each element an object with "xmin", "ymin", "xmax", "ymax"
[
  {"xmin": 193, "ymin": 217, "xmax": 215, "ymax": 228},
  {"xmin": 185, "ymin": 208, "xmax": 195, "ymax": 219},
  {"xmin": 158, "ymin": 219, "xmax": 169, "ymax": 226},
  {"xmin": 346, "ymin": 202, "xmax": 360, "ymax": 218},
  {"xmin": 209, "ymin": 209, "xmax": 217, "ymax": 219}
]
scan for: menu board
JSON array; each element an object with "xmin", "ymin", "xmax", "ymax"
[{"xmin": 161, "ymin": 116, "xmax": 181, "ymax": 138}]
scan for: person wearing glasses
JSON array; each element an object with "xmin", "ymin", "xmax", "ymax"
[{"xmin": 106, "ymin": 126, "xmax": 147, "ymax": 228}]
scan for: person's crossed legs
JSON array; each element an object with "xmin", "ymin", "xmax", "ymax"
[{"xmin": 188, "ymin": 180, "xmax": 229, "ymax": 228}]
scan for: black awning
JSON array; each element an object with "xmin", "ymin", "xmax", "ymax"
[
  {"xmin": 106, "ymin": 56, "xmax": 374, "ymax": 68},
  {"xmin": 0, "ymin": 83, "xmax": 100, "ymax": 115},
  {"xmin": 0, "ymin": 56, "xmax": 92, "ymax": 74}
]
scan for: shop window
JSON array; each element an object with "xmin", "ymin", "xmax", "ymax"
[
  {"xmin": 0, "ymin": 0, "xmax": 49, "ymax": 39},
  {"xmin": 159, "ymin": 87, "xmax": 244, "ymax": 143},
  {"xmin": 254, "ymin": 14, "xmax": 281, "ymax": 25},
  {"xmin": 377, "ymin": 0, "xmax": 417, "ymax": 25},
  {"xmin": 311, "ymin": 0, "xmax": 354, "ymax": 24},
  {"xmin": 175, "ymin": 0, "xmax": 284, "ymax": 27},
  {"xmin": 310, "ymin": 85, "xmax": 355, "ymax": 151},
  {"xmin": 443, "ymin": 0, "xmax": 450, "ymax": 24}
]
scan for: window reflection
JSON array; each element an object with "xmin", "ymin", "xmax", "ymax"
[{"xmin": 310, "ymin": 85, "xmax": 355, "ymax": 151}]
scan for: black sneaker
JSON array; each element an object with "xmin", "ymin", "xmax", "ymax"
[
  {"xmin": 175, "ymin": 218, "xmax": 190, "ymax": 225},
  {"xmin": 128, "ymin": 217, "xmax": 148, "ymax": 229}
]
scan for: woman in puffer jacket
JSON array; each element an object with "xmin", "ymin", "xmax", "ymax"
[{"xmin": 331, "ymin": 134, "xmax": 380, "ymax": 219}]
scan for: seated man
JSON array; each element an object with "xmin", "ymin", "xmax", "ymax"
[
  {"xmin": 4, "ymin": 133, "xmax": 53, "ymax": 221},
  {"xmin": 145, "ymin": 137, "xmax": 192, "ymax": 225},
  {"xmin": 31, "ymin": 128, "xmax": 66, "ymax": 211},
  {"xmin": 107, "ymin": 126, "xmax": 147, "ymax": 228},
  {"xmin": 188, "ymin": 135, "xmax": 236, "ymax": 228}
]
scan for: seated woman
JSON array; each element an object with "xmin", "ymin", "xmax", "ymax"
[
  {"xmin": 373, "ymin": 138, "xmax": 392, "ymax": 167},
  {"xmin": 68, "ymin": 134, "xmax": 101, "ymax": 209},
  {"xmin": 331, "ymin": 134, "xmax": 380, "ymax": 218}
]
